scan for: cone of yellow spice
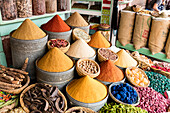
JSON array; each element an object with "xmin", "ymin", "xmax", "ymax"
[
  {"xmin": 88, "ymin": 31, "xmax": 110, "ymax": 48},
  {"xmin": 115, "ymin": 49, "xmax": 138, "ymax": 68},
  {"xmin": 12, "ymin": 19, "xmax": 46, "ymax": 40},
  {"xmin": 37, "ymin": 47, "xmax": 73, "ymax": 72},
  {"xmin": 66, "ymin": 75, "xmax": 107, "ymax": 103}
]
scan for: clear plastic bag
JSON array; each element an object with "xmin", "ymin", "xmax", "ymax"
[
  {"xmin": 17, "ymin": 0, "xmax": 32, "ymax": 18},
  {"xmin": 0, "ymin": 0, "xmax": 17, "ymax": 20},
  {"xmin": 46, "ymin": 0, "xmax": 57, "ymax": 13},
  {"xmin": 33, "ymin": 0, "xmax": 46, "ymax": 15},
  {"xmin": 57, "ymin": 0, "xmax": 67, "ymax": 11}
]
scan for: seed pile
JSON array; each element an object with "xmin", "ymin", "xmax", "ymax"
[
  {"xmin": 135, "ymin": 87, "xmax": 170, "ymax": 113},
  {"xmin": 99, "ymin": 48, "xmax": 118, "ymax": 60},
  {"xmin": 73, "ymin": 28, "xmax": 90, "ymax": 41},
  {"xmin": 49, "ymin": 39, "xmax": 68, "ymax": 48},
  {"xmin": 111, "ymin": 83, "xmax": 138, "ymax": 104},
  {"xmin": 23, "ymin": 83, "xmax": 66, "ymax": 113},
  {"xmin": 78, "ymin": 60, "xmax": 98, "ymax": 74},
  {"xmin": 0, "ymin": 58, "xmax": 28, "ymax": 90},
  {"xmin": 100, "ymin": 103, "xmax": 148, "ymax": 113},
  {"xmin": 145, "ymin": 71, "xmax": 170, "ymax": 95},
  {"xmin": 8, "ymin": 107, "xmax": 26, "ymax": 113}
]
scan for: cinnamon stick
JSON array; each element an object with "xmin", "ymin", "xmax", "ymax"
[
  {"xmin": 22, "ymin": 58, "xmax": 29, "ymax": 71},
  {"xmin": 0, "ymin": 73, "xmax": 14, "ymax": 81},
  {"xmin": 0, "ymin": 81, "xmax": 22, "ymax": 88},
  {"xmin": 5, "ymin": 71, "xmax": 23, "ymax": 81},
  {"xmin": 0, "ymin": 65, "xmax": 28, "ymax": 75},
  {"xmin": 0, "ymin": 85, "xmax": 15, "ymax": 90},
  {"xmin": 0, "ymin": 77, "xmax": 12, "ymax": 84},
  {"xmin": 12, "ymin": 81, "xmax": 20, "ymax": 85}
]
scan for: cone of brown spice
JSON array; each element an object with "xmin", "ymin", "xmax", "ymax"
[{"xmin": 96, "ymin": 60, "xmax": 124, "ymax": 83}]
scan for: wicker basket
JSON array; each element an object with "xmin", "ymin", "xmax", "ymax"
[
  {"xmin": 97, "ymin": 48, "xmax": 118, "ymax": 62},
  {"xmin": 125, "ymin": 67, "xmax": 150, "ymax": 87},
  {"xmin": 0, "ymin": 75, "xmax": 30, "ymax": 94},
  {"xmin": 150, "ymin": 61, "xmax": 170, "ymax": 79},
  {"xmin": 20, "ymin": 83, "xmax": 67, "ymax": 113},
  {"xmin": 47, "ymin": 39, "xmax": 70, "ymax": 53},
  {"xmin": 72, "ymin": 28, "xmax": 91, "ymax": 43},
  {"xmin": 76, "ymin": 59, "xmax": 100, "ymax": 78},
  {"xmin": 65, "ymin": 107, "xmax": 96, "ymax": 113},
  {"xmin": 109, "ymin": 82, "xmax": 140, "ymax": 106}
]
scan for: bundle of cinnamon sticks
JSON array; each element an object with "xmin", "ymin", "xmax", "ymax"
[{"xmin": 0, "ymin": 58, "xmax": 29, "ymax": 90}]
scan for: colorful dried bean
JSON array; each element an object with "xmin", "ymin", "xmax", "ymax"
[
  {"xmin": 145, "ymin": 71, "xmax": 170, "ymax": 95},
  {"xmin": 135, "ymin": 87, "xmax": 170, "ymax": 113}
]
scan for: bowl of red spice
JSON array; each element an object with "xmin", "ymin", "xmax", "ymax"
[
  {"xmin": 98, "ymin": 48, "xmax": 118, "ymax": 62},
  {"xmin": 47, "ymin": 39, "xmax": 70, "ymax": 53}
]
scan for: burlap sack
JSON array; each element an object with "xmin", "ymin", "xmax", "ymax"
[
  {"xmin": 118, "ymin": 10, "xmax": 136, "ymax": 46},
  {"xmin": 148, "ymin": 18, "xmax": 169, "ymax": 55},
  {"xmin": 165, "ymin": 33, "xmax": 170, "ymax": 59},
  {"xmin": 133, "ymin": 13, "xmax": 151, "ymax": 50}
]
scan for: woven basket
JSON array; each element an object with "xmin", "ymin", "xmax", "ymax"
[
  {"xmin": 47, "ymin": 39, "xmax": 70, "ymax": 53},
  {"xmin": 125, "ymin": 67, "xmax": 150, "ymax": 87},
  {"xmin": 151, "ymin": 61, "xmax": 170, "ymax": 79},
  {"xmin": 76, "ymin": 59, "xmax": 100, "ymax": 78},
  {"xmin": 20, "ymin": 83, "xmax": 67, "ymax": 113},
  {"xmin": 109, "ymin": 82, "xmax": 140, "ymax": 106},
  {"xmin": 97, "ymin": 48, "xmax": 118, "ymax": 62},
  {"xmin": 65, "ymin": 107, "xmax": 96, "ymax": 113},
  {"xmin": 0, "ymin": 75, "xmax": 30, "ymax": 94},
  {"xmin": 72, "ymin": 28, "xmax": 91, "ymax": 43}
]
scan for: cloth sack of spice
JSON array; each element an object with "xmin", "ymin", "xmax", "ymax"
[
  {"xmin": 148, "ymin": 18, "xmax": 169, "ymax": 55},
  {"xmin": 165, "ymin": 32, "xmax": 170, "ymax": 59},
  {"xmin": 118, "ymin": 10, "xmax": 136, "ymax": 46},
  {"xmin": 133, "ymin": 13, "xmax": 151, "ymax": 50}
]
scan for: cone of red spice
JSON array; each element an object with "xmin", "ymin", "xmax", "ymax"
[
  {"xmin": 96, "ymin": 60, "xmax": 124, "ymax": 82},
  {"xmin": 41, "ymin": 15, "xmax": 71, "ymax": 32}
]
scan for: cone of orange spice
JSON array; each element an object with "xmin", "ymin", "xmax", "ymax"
[{"xmin": 96, "ymin": 60, "xmax": 124, "ymax": 83}]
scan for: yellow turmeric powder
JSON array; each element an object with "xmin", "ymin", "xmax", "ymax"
[
  {"xmin": 66, "ymin": 75, "xmax": 107, "ymax": 103},
  {"xmin": 12, "ymin": 19, "xmax": 46, "ymax": 40},
  {"xmin": 88, "ymin": 31, "xmax": 110, "ymax": 48},
  {"xmin": 37, "ymin": 47, "xmax": 74, "ymax": 72}
]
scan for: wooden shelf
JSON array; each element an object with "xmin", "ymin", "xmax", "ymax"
[
  {"xmin": 116, "ymin": 40, "xmax": 170, "ymax": 63},
  {"xmin": 71, "ymin": 8, "xmax": 102, "ymax": 16},
  {"xmin": 0, "ymin": 11, "xmax": 71, "ymax": 25},
  {"xmin": 118, "ymin": 0, "xmax": 133, "ymax": 5}
]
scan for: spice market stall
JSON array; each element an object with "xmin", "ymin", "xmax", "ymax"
[{"xmin": 0, "ymin": 1, "xmax": 170, "ymax": 113}]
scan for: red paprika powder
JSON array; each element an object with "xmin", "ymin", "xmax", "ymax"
[
  {"xmin": 96, "ymin": 60, "xmax": 124, "ymax": 82},
  {"xmin": 41, "ymin": 15, "xmax": 71, "ymax": 32}
]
